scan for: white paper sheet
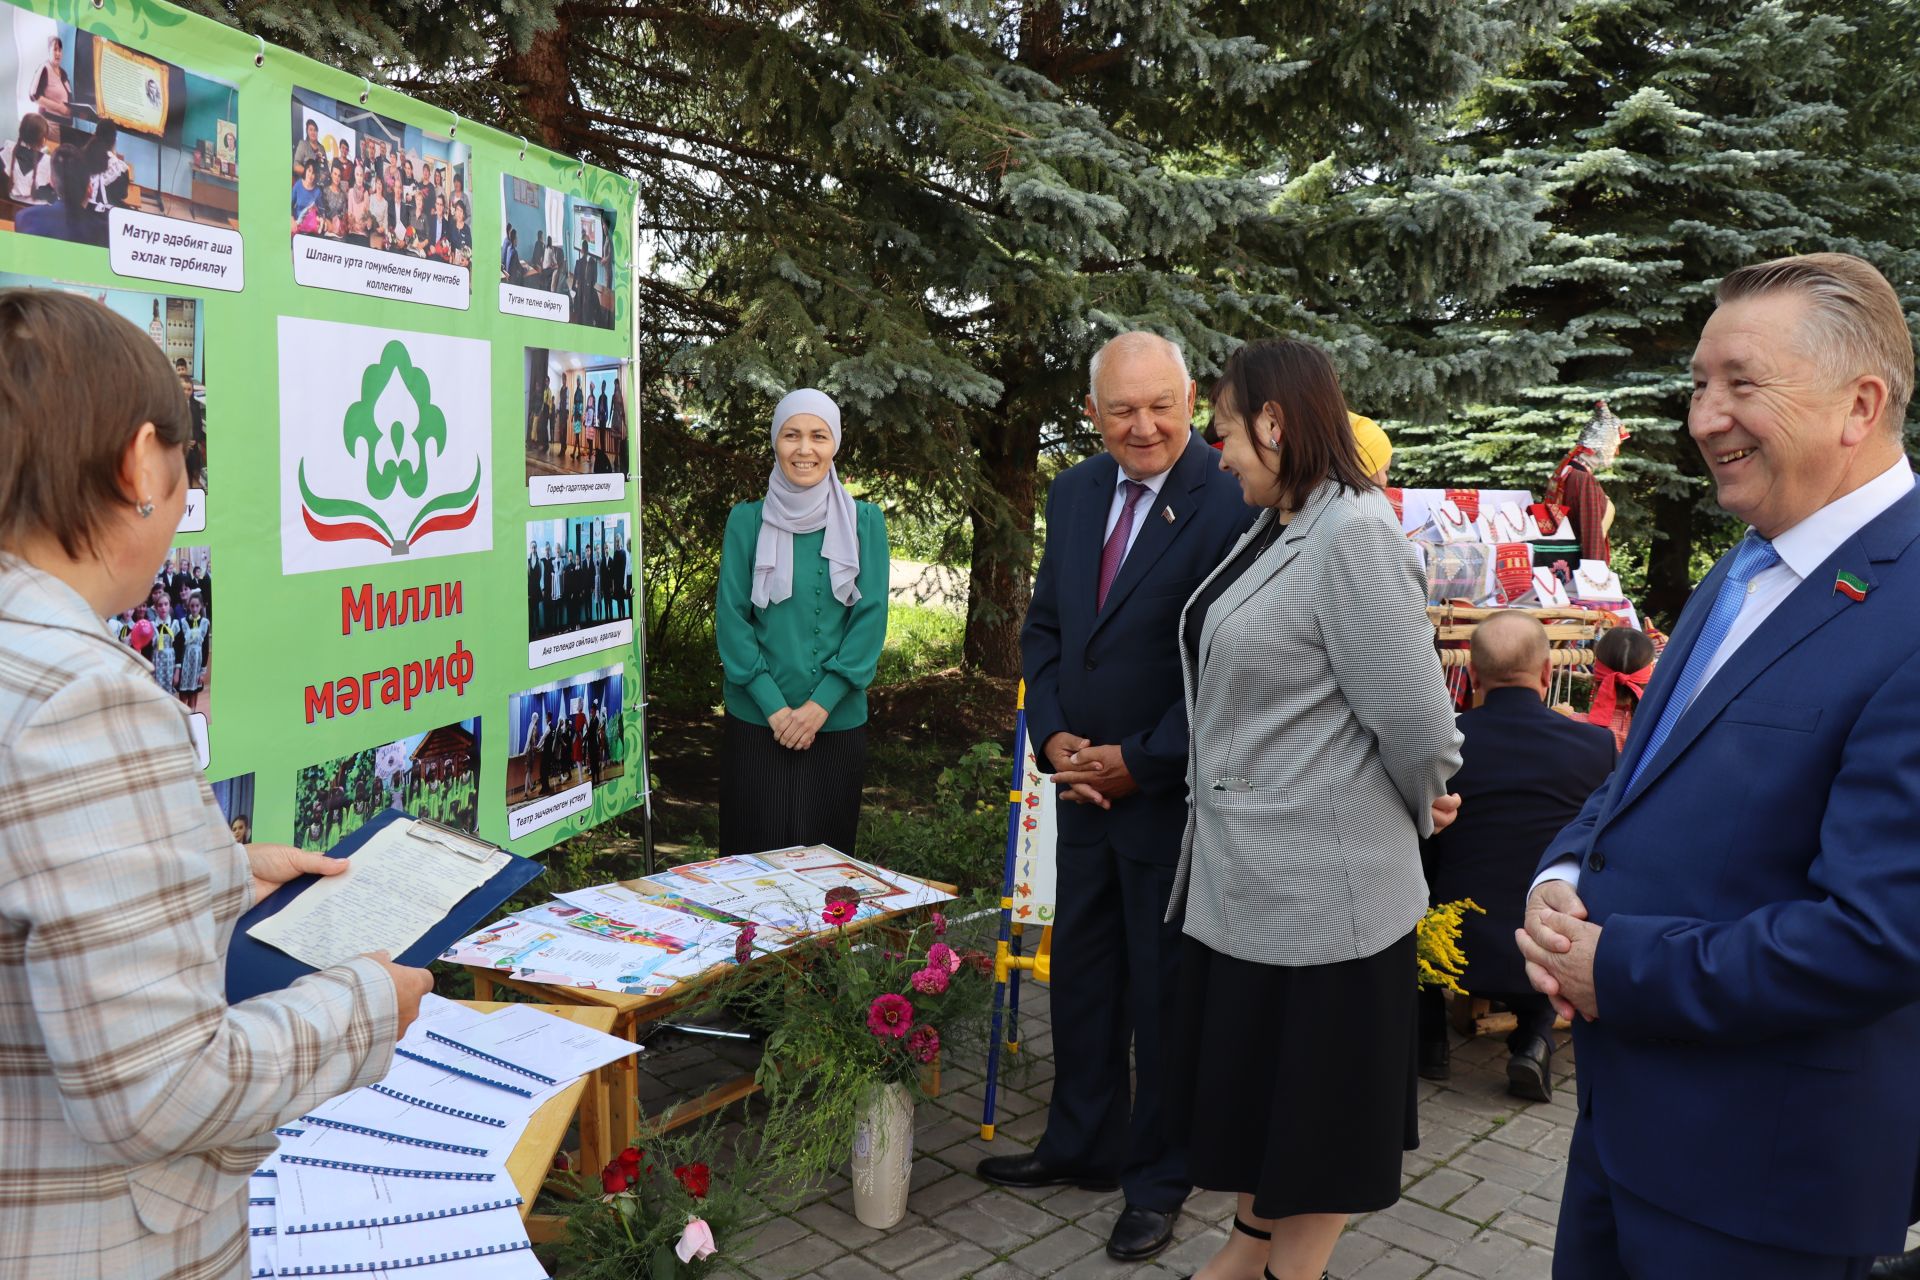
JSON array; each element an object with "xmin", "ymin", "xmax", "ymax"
[
  {"xmin": 247, "ymin": 819, "xmax": 510, "ymax": 971},
  {"xmin": 442, "ymin": 917, "xmax": 680, "ymax": 994},
  {"xmin": 274, "ymin": 1119, "xmax": 504, "ymax": 1174},
  {"xmin": 275, "ymin": 1203, "xmax": 532, "ymax": 1269},
  {"xmin": 451, "ymin": 1003, "xmax": 637, "ymax": 1080},
  {"xmin": 273, "ymin": 1155, "xmax": 516, "ymax": 1231},
  {"xmin": 302, "ymin": 1085, "xmax": 524, "ymax": 1161}
]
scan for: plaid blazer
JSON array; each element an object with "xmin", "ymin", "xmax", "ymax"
[{"xmin": 0, "ymin": 558, "xmax": 398, "ymax": 1280}]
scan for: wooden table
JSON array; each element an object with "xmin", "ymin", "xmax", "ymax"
[
  {"xmin": 462, "ymin": 872, "xmax": 954, "ymax": 1181},
  {"xmin": 456, "ymin": 999, "xmax": 618, "ymax": 1244}
]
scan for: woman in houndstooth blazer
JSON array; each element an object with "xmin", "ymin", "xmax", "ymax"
[
  {"xmin": 0, "ymin": 291, "xmax": 431, "ymax": 1280},
  {"xmin": 1164, "ymin": 340, "xmax": 1462, "ymax": 1280}
]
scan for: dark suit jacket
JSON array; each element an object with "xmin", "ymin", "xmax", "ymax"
[
  {"xmin": 1537, "ymin": 479, "xmax": 1920, "ymax": 1255},
  {"xmin": 1021, "ymin": 431, "xmax": 1255, "ymax": 864},
  {"xmin": 1420, "ymin": 686, "xmax": 1614, "ymax": 993}
]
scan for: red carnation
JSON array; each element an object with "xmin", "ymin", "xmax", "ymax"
[
  {"xmin": 822, "ymin": 899, "xmax": 858, "ymax": 927},
  {"xmin": 866, "ymin": 992, "xmax": 914, "ymax": 1039},
  {"xmin": 673, "ymin": 1162, "xmax": 711, "ymax": 1199},
  {"xmin": 601, "ymin": 1162, "xmax": 630, "ymax": 1195}
]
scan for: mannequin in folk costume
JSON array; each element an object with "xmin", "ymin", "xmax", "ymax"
[{"xmin": 1544, "ymin": 399, "xmax": 1629, "ymax": 564}]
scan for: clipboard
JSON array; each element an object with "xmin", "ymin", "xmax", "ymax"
[{"xmin": 226, "ymin": 808, "xmax": 544, "ymax": 1004}]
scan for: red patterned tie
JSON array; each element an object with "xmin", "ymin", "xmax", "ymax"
[{"xmin": 1097, "ymin": 480, "xmax": 1149, "ymax": 611}]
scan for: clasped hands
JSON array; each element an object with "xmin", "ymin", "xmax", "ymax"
[
  {"xmin": 1043, "ymin": 732, "xmax": 1139, "ymax": 808},
  {"xmin": 769, "ymin": 700, "xmax": 830, "ymax": 751},
  {"xmin": 1517, "ymin": 878, "xmax": 1602, "ymax": 1022}
]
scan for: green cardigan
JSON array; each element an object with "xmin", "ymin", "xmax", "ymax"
[{"xmin": 716, "ymin": 499, "xmax": 890, "ymax": 732}]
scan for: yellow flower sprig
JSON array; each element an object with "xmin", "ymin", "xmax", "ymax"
[{"xmin": 1416, "ymin": 898, "xmax": 1485, "ymax": 993}]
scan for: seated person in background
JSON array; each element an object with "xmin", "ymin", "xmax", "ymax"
[
  {"xmin": 16, "ymin": 144, "xmax": 107, "ymax": 246},
  {"xmin": 6, "ymin": 112, "xmax": 52, "ymax": 202},
  {"xmin": 1418, "ymin": 611, "xmax": 1616, "ymax": 1100},
  {"xmin": 1585, "ymin": 624, "xmax": 1655, "ymax": 753}
]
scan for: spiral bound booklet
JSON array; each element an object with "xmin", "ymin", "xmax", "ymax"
[
  {"xmin": 275, "ymin": 1203, "xmax": 533, "ymax": 1273},
  {"xmin": 273, "ymin": 1238, "xmax": 545, "ymax": 1278}
]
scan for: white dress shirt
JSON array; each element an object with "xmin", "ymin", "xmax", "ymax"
[
  {"xmin": 1535, "ymin": 457, "xmax": 1916, "ymax": 896},
  {"xmin": 1103, "ymin": 465, "xmax": 1173, "ymax": 561}
]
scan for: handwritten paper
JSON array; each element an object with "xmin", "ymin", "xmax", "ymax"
[{"xmin": 248, "ymin": 820, "xmax": 509, "ymax": 971}]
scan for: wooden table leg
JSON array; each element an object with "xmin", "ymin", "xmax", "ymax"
[
  {"xmin": 576, "ymin": 1065, "xmax": 611, "ymax": 1182},
  {"xmin": 472, "ymin": 971, "xmax": 497, "ymax": 1002},
  {"xmin": 608, "ymin": 1011, "xmax": 640, "ymax": 1155}
]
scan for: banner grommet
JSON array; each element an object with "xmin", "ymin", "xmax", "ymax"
[{"xmin": 254, "ymin": 36, "xmax": 265, "ymax": 66}]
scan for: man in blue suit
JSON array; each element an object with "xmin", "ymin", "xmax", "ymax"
[
  {"xmin": 977, "ymin": 332, "xmax": 1255, "ymax": 1261},
  {"xmin": 1520, "ymin": 252, "xmax": 1920, "ymax": 1278}
]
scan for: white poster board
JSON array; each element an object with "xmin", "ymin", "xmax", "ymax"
[{"xmin": 1011, "ymin": 725, "xmax": 1058, "ymax": 924}]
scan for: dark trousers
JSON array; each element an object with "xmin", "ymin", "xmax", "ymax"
[
  {"xmin": 1420, "ymin": 986, "xmax": 1555, "ymax": 1054},
  {"xmin": 1555, "ymin": 1111, "xmax": 1873, "ymax": 1279},
  {"xmin": 718, "ymin": 713, "xmax": 866, "ymax": 855},
  {"xmin": 1035, "ymin": 836, "xmax": 1187, "ymax": 1213}
]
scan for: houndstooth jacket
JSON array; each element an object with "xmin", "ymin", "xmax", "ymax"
[
  {"xmin": 1168, "ymin": 481, "xmax": 1463, "ymax": 966},
  {"xmin": 0, "ymin": 556, "xmax": 398, "ymax": 1280}
]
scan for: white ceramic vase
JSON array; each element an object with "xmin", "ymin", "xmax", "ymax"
[{"xmin": 850, "ymin": 1081, "xmax": 915, "ymax": 1228}]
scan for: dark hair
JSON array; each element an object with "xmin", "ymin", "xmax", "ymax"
[
  {"xmin": 49, "ymin": 142, "xmax": 87, "ymax": 209},
  {"xmin": 12, "ymin": 112, "xmax": 47, "ymax": 176},
  {"xmin": 0, "ymin": 290, "xmax": 191, "ymax": 557},
  {"xmin": 1210, "ymin": 338, "xmax": 1373, "ymax": 512},
  {"xmin": 1593, "ymin": 626, "xmax": 1655, "ymax": 676},
  {"xmin": 81, "ymin": 121, "xmax": 116, "ymax": 175}
]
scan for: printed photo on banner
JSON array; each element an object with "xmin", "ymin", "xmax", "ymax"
[
  {"xmin": 0, "ymin": 270, "xmax": 209, "ymax": 531},
  {"xmin": 287, "ymin": 87, "xmax": 471, "ymax": 310},
  {"xmin": 1, "ymin": 9, "xmax": 243, "ymax": 289},
  {"xmin": 498, "ymin": 174, "xmax": 615, "ymax": 328},
  {"xmin": 522, "ymin": 347, "xmax": 630, "ymax": 505},
  {"xmin": 106, "ymin": 545, "xmax": 212, "ymax": 766},
  {"xmin": 211, "ymin": 773, "xmax": 255, "ymax": 844},
  {"xmin": 292, "ymin": 717, "xmax": 481, "ymax": 851},
  {"xmin": 526, "ymin": 513, "xmax": 633, "ymax": 667},
  {"xmin": 505, "ymin": 663, "xmax": 625, "ymax": 838},
  {"xmin": 278, "ymin": 316, "xmax": 492, "ymax": 574}
]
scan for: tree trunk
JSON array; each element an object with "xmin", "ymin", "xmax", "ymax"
[
  {"xmin": 963, "ymin": 407, "xmax": 1040, "ymax": 677},
  {"xmin": 1643, "ymin": 488, "xmax": 1696, "ymax": 629},
  {"xmin": 500, "ymin": 5, "xmax": 574, "ymax": 147}
]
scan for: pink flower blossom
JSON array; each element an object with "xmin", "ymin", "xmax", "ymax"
[
  {"xmin": 733, "ymin": 923, "xmax": 758, "ymax": 964},
  {"xmin": 910, "ymin": 964, "xmax": 950, "ymax": 995},
  {"xmin": 675, "ymin": 1217, "xmax": 717, "ymax": 1263},
  {"xmin": 930, "ymin": 911, "xmax": 947, "ymax": 936},
  {"xmin": 908, "ymin": 1025, "xmax": 941, "ymax": 1064},
  {"xmin": 927, "ymin": 942, "xmax": 960, "ymax": 974},
  {"xmin": 822, "ymin": 899, "xmax": 858, "ymax": 927},
  {"xmin": 866, "ymin": 992, "xmax": 914, "ymax": 1039}
]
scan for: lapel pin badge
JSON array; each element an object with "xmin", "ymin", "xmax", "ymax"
[
  {"xmin": 1834, "ymin": 570, "xmax": 1870, "ymax": 603},
  {"xmin": 1161, "ymin": 507, "xmax": 1176, "ymax": 524}
]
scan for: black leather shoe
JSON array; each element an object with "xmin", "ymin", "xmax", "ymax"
[
  {"xmin": 1871, "ymin": 1248, "xmax": 1920, "ymax": 1278},
  {"xmin": 1418, "ymin": 1035, "xmax": 1451, "ymax": 1082},
  {"xmin": 1507, "ymin": 1034, "xmax": 1553, "ymax": 1103},
  {"xmin": 1107, "ymin": 1205, "xmax": 1176, "ymax": 1261},
  {"xmin": 975, "ymin": 1152, "xmax": 1119, "ymax": 1192}
]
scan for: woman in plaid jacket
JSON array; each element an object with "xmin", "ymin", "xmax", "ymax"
[{"xmin": 0, "ymin": 290, "xmax": 431, "ymax": 1280}]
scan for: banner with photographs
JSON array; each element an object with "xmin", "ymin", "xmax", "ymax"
[{"xmin": 0, "ymin": 0, "xmax": 642, "ymax": 857}]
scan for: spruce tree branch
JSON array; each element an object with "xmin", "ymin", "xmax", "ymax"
[{"xmin": 572, "ymin": 106, "xmax": 810, "ymax": 169}]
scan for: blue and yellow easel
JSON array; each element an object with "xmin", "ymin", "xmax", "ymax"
[{"xmin": 982, "ymin": 681, "xmax": 1053, "ymax": 1140}]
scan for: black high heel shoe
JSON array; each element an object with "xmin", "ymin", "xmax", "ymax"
[{"xmin": 1181, "ymin": 1218, "xmax": 1291, "ymax": 1280}]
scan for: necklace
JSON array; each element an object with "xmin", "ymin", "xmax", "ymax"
[
  {"xmin": 1578, "ymin": 564, "xmax": 1615, "ymax": 591},
  {"xmin": 1254, "ymin": 518, "xmax": 1284, "ymax": 555}
]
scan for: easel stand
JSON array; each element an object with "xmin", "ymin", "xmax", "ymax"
[{"xmin": 982, "ymin": 681, "xmax": 1052, "ymax": 1140}]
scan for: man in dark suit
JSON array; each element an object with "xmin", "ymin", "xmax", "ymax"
[
  {"xmin": 1418, "ymin": 611, "xmax": 1615, "ymax": 1101},
  {"xmin": 610, "ymin": 535, "xmax": 629, "ymax": 621},
  {"xmin": 528, "ymin": 540, "xmax": 546, "ymax": 636},
  {"xmin": 1521, "ymin": 253, "xmax": 1920, "ymax": 1276},
  {"xmin": 977, "ymin": 332, "xmax": 1256, "ymax": 1262}
]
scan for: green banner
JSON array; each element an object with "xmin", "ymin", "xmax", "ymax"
[{"xmin": 0, "ymin": 0, "xmax": 646, "ymax": 855}]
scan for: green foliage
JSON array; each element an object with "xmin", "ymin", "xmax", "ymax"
[
  {"xmin": 1395, "ymin": 0, "xmax": 1920, "ymax": 622},
  {"xmin": 859, "ymin": 742, "xmax": 1011, "ymax": 894},
  {"xmin": 686, "ymin": 901, "xmax": 998, "ymax": 1193},
  {"xmin": 873, "ymin": 605, "xmax": 964, "ymax": 686},
  {"xmin": 552, "ymin": 1120, "xmax": 763, "ymax": 1280}
]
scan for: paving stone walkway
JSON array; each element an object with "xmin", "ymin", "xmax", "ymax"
[{"xmin": 640, "ymin": 983, "xmax": 1585, "ymax": 1280}]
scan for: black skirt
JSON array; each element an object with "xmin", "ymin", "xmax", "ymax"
[
  {"xmin": 718, "ymin": 712, "xmax": 868, "ymax": 856},
  {"xmin": 1165, "ymin": 930, "xmax": 1420, "ymax": 1219}
]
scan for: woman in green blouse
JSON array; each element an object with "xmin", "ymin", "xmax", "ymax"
[{"xmin": 716, "ymin": 389, "xmax": 889, "ymax": 854}]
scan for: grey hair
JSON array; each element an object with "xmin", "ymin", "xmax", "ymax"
[
  {"xmin": 1089, "ymin": 331, "xmax": 1190, "ymax": 409},
  {"xmin": 1716, "ymin": 253, "xmax": 1915, "ymax": 431}
]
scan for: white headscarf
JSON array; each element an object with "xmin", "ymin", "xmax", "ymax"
[{"xmin": 753, "ymin": 389, "xmax": 861, "ymax": 609}]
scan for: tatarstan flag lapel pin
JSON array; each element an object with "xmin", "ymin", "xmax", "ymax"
[{"xmin": 1834, "ymin": 570, "xmax": 1870, "ymax": 603}]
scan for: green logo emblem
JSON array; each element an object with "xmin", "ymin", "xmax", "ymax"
[{"xmin": 299, "ymin": 341, "xmax": 483, "ymax": 554}]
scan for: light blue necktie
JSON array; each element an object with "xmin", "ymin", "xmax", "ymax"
[{"xmin": 1623, "ymin": 534, "xmax": 1781, "ymax": 791}]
